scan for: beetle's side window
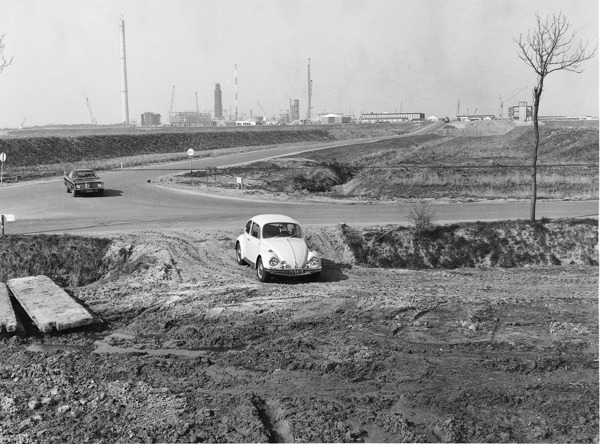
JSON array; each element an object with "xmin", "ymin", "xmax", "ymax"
[
  {"xmin": 245, "ymin": 220, "xmax": 252, "ymax": 234},
  {"xmin": 251, "ymin": 222, "xmax": 259, "ymax": 238}
]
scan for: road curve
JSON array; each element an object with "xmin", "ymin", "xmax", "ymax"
[{"xmin": 0, "ymin": 128, "xmax": 597, "ymax": 235}]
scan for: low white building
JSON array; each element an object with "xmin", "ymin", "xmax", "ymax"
[{"xmin": 319, "ymin": 113, "xmax": 343, "ymax": 124}]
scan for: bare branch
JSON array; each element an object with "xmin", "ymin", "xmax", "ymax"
[
  {"xmin": 0, "ymin": 33, "xmax": 14, "ymax": 74},
  {"xmin": 514, "ymin": 12, "xmax": 597, "ymax": 221}
]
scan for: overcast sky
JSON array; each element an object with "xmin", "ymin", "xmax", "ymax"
[{"xmin": 0, "ymin": 0, "xmax": 597, "ymax": 127}]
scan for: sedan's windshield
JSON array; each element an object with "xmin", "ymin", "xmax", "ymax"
[
  {"xmin": 74, "ymin": 171, "xmax": 97, "ymax": 179},
  {"xmin": 262, "ymin": 223, "xmax": 302, "ymax": 239}
]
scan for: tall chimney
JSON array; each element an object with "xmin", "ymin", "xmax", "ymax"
[
  {"xmin": 234, "ymin": 64, "xmax": 238, "ymax": 121},
  {"xmin": 119, "ymin": 16, "xmax": 130, "ymax": 124},
  {"xmin": 214, "ymin": 83, "xmax": 223, "ymax": 119}
]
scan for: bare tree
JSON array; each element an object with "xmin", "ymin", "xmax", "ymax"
[
  {"xmin": 515, "ymin": 13, "xmax": 596, "ymax": 221},
  {"xmin": 0, "ymin": 34, "xmax": 14, "ymax": 74}
]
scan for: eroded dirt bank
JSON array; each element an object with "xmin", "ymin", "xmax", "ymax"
[{"xmin": 0, "ymin": 224, "xmax": 598, "ymax": 443}]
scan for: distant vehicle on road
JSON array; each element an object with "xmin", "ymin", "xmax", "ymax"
[
  {"xmin": 235, "ymin": 214, "xmax": 322, "ymax": 282},
  {"xmin": 64, "ymin": 169, "xmax": 104, "ymax": 197}
]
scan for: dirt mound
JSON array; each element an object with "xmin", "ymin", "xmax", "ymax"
[{"xmin": 434, "ymin": 119, "xmax": 518, "ymax": 137}]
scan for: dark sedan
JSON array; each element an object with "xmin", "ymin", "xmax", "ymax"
[{"xmin": 64, "ymin": 169, "xmax": 104, "ymax": 197}]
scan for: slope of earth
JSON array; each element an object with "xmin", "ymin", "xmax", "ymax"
[
  {"xmin": 160, "ymin": 120, "xmax": 598, "ymax": 202},
  {"xmin": 0, "ymin": 223, "xmax": 597, "ymax": 443},
  {"xmin": 0, "ymin": 122, "xmax": 422, "ymax": 183}
]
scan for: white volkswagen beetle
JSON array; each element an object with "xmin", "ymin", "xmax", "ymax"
[{"xmin": 235, "ymin": 214, "xmax": 322, "ymax": 282}]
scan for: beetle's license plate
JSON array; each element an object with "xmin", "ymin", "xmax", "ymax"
[{"xmin": 288, "ymin": 270, "xmax": 306, "ymax": 274}]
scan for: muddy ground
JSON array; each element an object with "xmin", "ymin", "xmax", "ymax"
[{"xmin": 0, "ymin": 226, "xmax": 598, "ymax": 443}]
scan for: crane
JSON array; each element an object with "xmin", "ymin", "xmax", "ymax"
[
  {"xmin": 84, "ymin": 93, "xmax": 97, "ymax": 125},
  {"xmin": 499, "ymin": 87, "xmax": 528, "ymax": 118},
  {"xmin": 19, "ymin": 117, "xmax": 26, "ymax": 129},
  {"xmin": 256, "ymin": 101, "xmax": 266, "ymax": 117}
]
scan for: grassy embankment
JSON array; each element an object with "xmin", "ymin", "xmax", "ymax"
[
  {"xmin": 0, "ymin": 129, "xmax": 336, "ymax": 182},
  {"xmin": 0, "ymin": 123, "xmax": 414, "ymax": 182},
  {"xmin": 190, "ymin": 121, "xmax": 598, "ymax": 201},
  {"xmin": 335, "ymin": 218, "xmax": 598, "ymax": 269}
]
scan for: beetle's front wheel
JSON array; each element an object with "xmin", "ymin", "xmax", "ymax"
[
  {"xmin": 235, "ymin": 243, "xmax": 246, "ymax": 265},
  {"xmin": 256, "ymin": 258, "xmax": 269, "ymax": 283}
]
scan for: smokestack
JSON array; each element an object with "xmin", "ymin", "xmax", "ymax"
[
  {"xmin": 234, "ymin": 64, "xmax": 238, "ymax": 121},
  {"xmin": 214, "ymin": 83, "xmax": 223, "ymax": 119},
  {"xmin": 119, "ymin": 16, "xmax": 130, "ymax": 124}
]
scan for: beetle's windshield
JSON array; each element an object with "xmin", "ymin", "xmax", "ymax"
[{"xmin": 262, "ymin": 223, "xmax": 302, "ymax": 239}]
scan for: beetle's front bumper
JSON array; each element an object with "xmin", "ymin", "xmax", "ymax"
[{"xmin": 267, "ymin": 267, "xmax": 321, "ymax": 276}]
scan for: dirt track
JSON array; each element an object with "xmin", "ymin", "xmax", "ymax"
[{"xmin": 1, "ymin": 227, "xmax": 598, "ymax": 443}]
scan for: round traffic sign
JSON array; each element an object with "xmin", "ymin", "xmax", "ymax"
[
  {"xmin": 187, "ymin": 149, "xmax": 194, "ymax": 156},
  {"xmin": 0, "ymin": 152, "xmax": 5, "ymax": 162}
]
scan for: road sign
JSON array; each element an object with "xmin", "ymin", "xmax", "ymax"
[
  {"xmin": 187, "ymin": 148, "xmax": 194, "ymax": 156},
  {"xmin": 0, "ymin": 152, "xmax": 5, "ymax": 162}
]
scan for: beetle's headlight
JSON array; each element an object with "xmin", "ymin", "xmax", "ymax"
[
  {"xmin": 269, "ymin": 257, "xmax": 279, "ymax": 266},
  {"xmin": 308, "ymin": 257, "xmax": 320, "ymax": 267}
]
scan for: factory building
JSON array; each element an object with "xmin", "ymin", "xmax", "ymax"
[
  {"xmin": 289, "ymin": 99, "xmax": 300, "ymax": 122},
  {"xmin": 140, "ymin": 112, "xmax": 161, "ymax": 127},
  {"xmin": 508, "ymin": 101, "xmax": 532, "ymax": 121},
  {"xmin": 318, "ymin": 113, "xmax": 353, "ymax": 124},
  {"xmin": 360, "ymin": 112, "xmax": 424, "ymax": 123},
  {"xmin": 214, "ymin": 83, "xmax": 223, "ymax": 119},
  {"xmin": 169, "ymin": 112, "xmax": 213, "ymax": 127},
  {"xmin": 320, "ymin": 113, "xmax": 342, "ymax": 124}
]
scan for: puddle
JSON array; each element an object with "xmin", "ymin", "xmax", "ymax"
[
  {"xmin": 26, "ymin": 338, "xmax": 247, "ymax": 358},
  {"xmin": 93, "ymin": 342, "xmax": 209, "ymax": 358},
  {"xmin": 26, "ymin": 344, "xmax": 93, "ymax": 353}
]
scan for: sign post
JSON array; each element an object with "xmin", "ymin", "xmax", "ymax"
[
  {"xmin": 0, "ymin": 152, "xmax": 6, "ymax": 184},
  {"xmin": 187, "ymin": 149, "xmax": 194, "ymax": 173}
]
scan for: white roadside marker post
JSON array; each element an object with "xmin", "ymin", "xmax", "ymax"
[{"xmin": 1, "ymin": 214, "xmax": 15, "ymax": 237}]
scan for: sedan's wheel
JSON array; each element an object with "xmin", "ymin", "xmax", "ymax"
[
  {"xmin": 98, "ymin": 190, "xmax": 104, "ymax": 197},
  {"xmin": 66, "ymin": 186, "xmax": 71, "ymax": 193},
  {"xmin": 256, "ymin": 258, "xmax": 269, "ymax": 283},
  {"xmin": 235, "ymin": 243, "xmax": 246, "ymax": 265}
]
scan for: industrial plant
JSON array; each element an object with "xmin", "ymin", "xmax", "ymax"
[{"xmin": 114, "ymin": 17, "xmax": 592, "ymax": 130}]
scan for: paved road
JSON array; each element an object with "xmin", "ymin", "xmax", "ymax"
[{"xmin": 0, "ymin": 128, "xmax": 597, "ymax": 234}]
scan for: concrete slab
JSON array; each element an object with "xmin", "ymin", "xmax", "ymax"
[
  {"xmin": 0, "ymin": 283, "xmax": 18, "ymax": 333},
  {"xmin": 7, "ymin": 276, "xmax": 96, "ymax": 332}
]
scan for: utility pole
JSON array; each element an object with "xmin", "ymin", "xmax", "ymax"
[{"xmin": 235, "ymin": 64, "xmax": 238, "ymax": 122}]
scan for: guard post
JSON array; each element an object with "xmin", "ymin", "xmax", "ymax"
[{"xmin": 1, "ymin": 214, "xmax": 15, "ymax": 237}]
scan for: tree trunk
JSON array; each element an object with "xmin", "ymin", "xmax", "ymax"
[{"xmin": 530, "ymin": 80, "xmax": 543, "ymax": 221}]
